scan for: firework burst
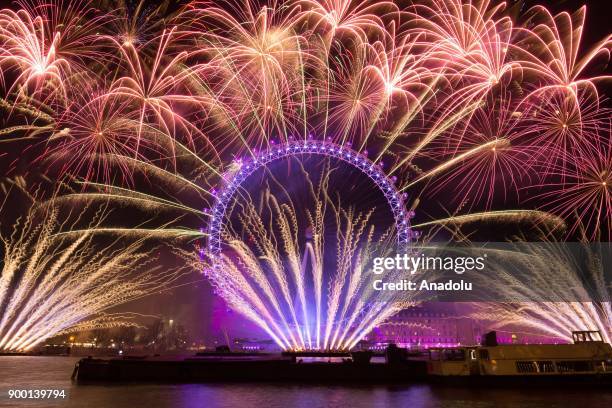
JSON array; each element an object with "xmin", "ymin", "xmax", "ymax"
[
  {"xmin": 534, "ymin": 127, "xmax": 612, "ymax": 241},
  {"xmin": 467, "ymin": 241, "xmax": 611, "ymax": 344},
  {"xmin": 0, "ymin": 201, "xmax": 191, "ymax": 351}
]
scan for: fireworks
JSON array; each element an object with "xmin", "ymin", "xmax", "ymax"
[
  {"xmin": 195, "ymin": 142, "xmax": 416, "ymax": 351},
  {"xmin": 0, "ymin": 1, "xmax": 109, "ymax": 104},
  {"xmin": 0, "ymin": 8, "xmax": 68, "ymax": 100},
  {"xmin": 0, "ymin": 0, "xmax": 611, "ymax": 348},
  {"xmin": 185, "ymin": 157, "xmax": 415, "ymax": 351},
  {"xmin": 467, "ymin": 242, "xmax": 611, "ymax": 344},
  {"xmin": 202, "ymin": 202, "xmax": 410, "ymax": 351},
  {"xmin": 535, "ymin": 128, "xmax": 612, "ymax": 241},
  {"xmin": 0, "ymin": 0, "xmax": 607, "ymax": 235},
  {"xmin": 0, "ymin": 202, "xmax": 190, "ymax": 351}
]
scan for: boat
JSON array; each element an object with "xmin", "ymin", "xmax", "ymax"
[
  {"xmin": 74, "ymin": 346, "xmax": 427, "ymax": 383},
  {"xmin": 72, "ymin": 331, "xmax": 612, "ymax": 385},
  {"xmin": 426, "ymin": 330, "xmax": 612, "ymax": 385}
]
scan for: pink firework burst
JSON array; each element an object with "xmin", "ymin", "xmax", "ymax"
[
  {"xmin": 300, "ymin": 0, "xmax": 399, "ymax": 41},
  {"xmin": 518, "ymin": 87, "xmax": 609, "ymax": 178},
  {"xmin": 42, "ymin": 83, "xmax": 161, "ymax": 185},
  {"xmin": 0, "ymin": 1, "xmax": 109, "ymax": 103},
  {"xmin": 420, "ymin": 89, "xmax": 532, "ymax": 210},
  {"xmin": 0, "ymin": 8, "xmax": 69, "ymax": 100},
  {"xmin": 534, "ymin": 124, "xmax": 612, "ymax": 240},
  {"xmin": 514, "ymin": 4, "xmax": 612, "ymax": 98},
  {"xmin": 106, "ymin": 27, "xmax": 216, "ymax": 154},
  {"xmin": 405, "ymin": 0, "xmax": 520, "ymax": 116}
]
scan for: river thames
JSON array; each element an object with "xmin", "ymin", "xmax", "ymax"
[{"xmin": 0, "ymin": 356, "xmax": 608, "ymax": 408}]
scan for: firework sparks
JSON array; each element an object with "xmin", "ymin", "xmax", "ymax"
[
  {"xmin": 0, "ymin": 8, "xmax": 69, "ymax": 101},
  {"xmin": 0, "ymin": 202, "xmax": 191, "ymax": 351},
  {"xmin": 183, "ymin": 188, "xmax": 413, "ymax": 351},
  {"xmin": 466, "ymin": 242, "xmax": 611, "ymax": 344},
  {"xmin": 533, "ymin": 128, "xmax": 612, "ymax": 241}
]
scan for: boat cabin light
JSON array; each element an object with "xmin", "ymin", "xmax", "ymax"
[{"xmin": 572, "ymin": 330, "xmax": 603, "ymax": 343}]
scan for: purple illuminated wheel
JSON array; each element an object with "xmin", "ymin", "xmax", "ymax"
[{"xmin": 206, "ymin": 139, "xmax": 415, "ymax": 259}]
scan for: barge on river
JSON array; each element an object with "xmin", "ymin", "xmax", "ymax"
[{"xmin": 74, "ymin": 331, "xmax": 612, "ymax": 385}]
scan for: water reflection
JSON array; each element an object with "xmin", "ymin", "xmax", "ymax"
[{"xmin": 0, "ymin": 357, "xmax": 608, "ymax": 408}]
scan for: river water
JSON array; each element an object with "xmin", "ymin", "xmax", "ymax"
[{"xmin": 0, "ymin": 356, "xmax": 607, "ymax": 408}]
